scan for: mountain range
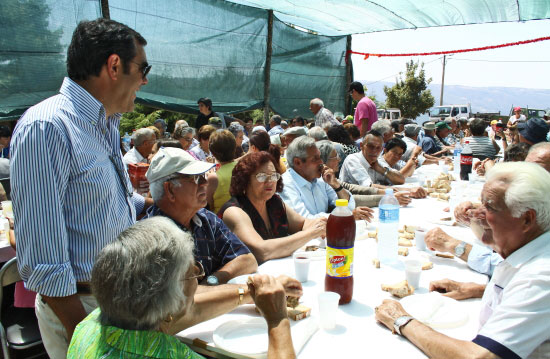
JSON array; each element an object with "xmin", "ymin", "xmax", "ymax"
[{"xmin": 361, "ymin": 81, "xmax": 550, "ymax": 116}]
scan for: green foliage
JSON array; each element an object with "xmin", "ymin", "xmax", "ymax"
[
  {"xmin": 119, "ymin": 104, "xmax": 195, "ymax": 136},
  {"xmin": 383, "ymin": 60, "xmax": 435, "ymax": 118},
  {"xmin": 367, "ymin": 91, "xmax": 384, "ymax": 109}
]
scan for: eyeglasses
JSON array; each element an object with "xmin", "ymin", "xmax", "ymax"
[
  {"xmin": 328, "ymin": 155, "xmax": 340, "ymax": 161},
  {"xmin": 181, "ymin": 137, "xmax": 194, "ymax": 143},
  {"xmin": 184, "ymin": 261, "xmax": 205, "ymax": 281},
  {"xmin": 130, "ymin": 61, "xmax": 152, "ymax": 79},
  {"xmin": 255, "ymin": 172, "xmax": 281, "ymax": 183},
  {"xmin": 180, "ymin": 173, "xmax": 208, "ymax": 185}
]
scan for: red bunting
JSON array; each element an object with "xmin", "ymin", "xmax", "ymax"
[{"xmin": 347, "ymin": 36, "xmax": 550, "ymax": 60}]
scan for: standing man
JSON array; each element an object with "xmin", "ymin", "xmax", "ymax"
[
  {"xmin": 10, "ymin": 19, "xmax": 150, "ymax": 358},
  {"xmin": 349, "ymin": 81, "xmax": 377, "ymax": 137},
  {"xmin": 309, "ymin": 98, "xmax": 339, "ymax": 128}
]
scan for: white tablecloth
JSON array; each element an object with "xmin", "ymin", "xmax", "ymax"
[{"xmin": 177, "ymin": 168, "xmax": 489, "ymax": 358}]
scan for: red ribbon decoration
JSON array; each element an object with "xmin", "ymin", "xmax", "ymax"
[{"xmin": 347, "ymin": 36, "xmax": 550, "ymax": 59}]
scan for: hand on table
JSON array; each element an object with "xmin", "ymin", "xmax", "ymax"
[
  {"xmin": 248, "ymin": 274, "xmax": 288, "ymax": 325},
  {"xmin": 409, "ymin": 186, "xmax": 427, "ymax": 199},
  {"xmin": 429, "ymin": 279, "xmax": 485, "ymax": 300},
  {"xmin": 424, "ymin": 227, "xmax": 459, "ymax": 253},
  {"xmin": 353, "ymin": 206, "xmax": 374, "ymax": 221},
  {"xmin": 394, "ymin": 191, "xmax": 411, "ymax": 206},
  {"xmin": 375, "ymin": 299, "xmax": 410, "ymax": 332},
  {"xmin": 275, "ymin": 275, "xmax": 303, "ymax": 298},
  {"xmin": 303, "ymin": 217, "xmax": 327, "ymax": 239}
]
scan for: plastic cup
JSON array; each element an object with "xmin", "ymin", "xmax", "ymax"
[
  {"xmin": 404, "ymin": 259, "xmax": 422, "ymax": 289},
  {"xmin": 468, "ymin": 173, "xmax": 476, "ymax": 183},
  {"xmin": 318, "ymin": 291, "xmax": 340, "ymax": 330},
  {"xmin": 293, "ymin": 254, "xmax": 310, "ymax": 283},
  {"xmin": 415, "ymin": 228, "xmax": 427, "ymax": 251},
  {"xmin": 1, "ymin": 201, "xmax": 13, "ymax": 219}
]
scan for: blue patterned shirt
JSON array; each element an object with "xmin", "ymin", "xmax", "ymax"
[
  {"xmin": 11, "ymin": 77, "xmax": 136, "ymax": 297},
  {"xmin": 144, "ymin": 206, "xmax": 251, "ymax": 277}
]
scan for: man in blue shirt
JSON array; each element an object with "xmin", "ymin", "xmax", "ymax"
[
  {"xmin": 419, "ymin": 121, "xmax": 449, "ymax": 157},
  {"xmin": 11, "ymin": 19, "xmax": 150, "ymax": 358}
]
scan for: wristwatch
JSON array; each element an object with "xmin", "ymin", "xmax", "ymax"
[
  {"xmin": 393, "ymin": 315, "xmax": 415, "ymax": 336},
  {"xmin": 206, "ymin": 275, "xmax": 219, "ymax": 286},
  {"xmin": 454, "ymin": 241, "xmax": 467, "ymax": 257}
]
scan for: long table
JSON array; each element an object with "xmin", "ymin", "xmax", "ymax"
[{"xmin": 177, "ymin": 167, "xmax": 489, "ymax": 358}]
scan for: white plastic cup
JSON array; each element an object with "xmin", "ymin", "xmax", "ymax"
[
  {"xmin": 415, "ymin": 228, "xmax": 427, "ymax": 251},
  {"xmin": 293, "ymin": 254, "xmax": 310, "ymax": 283},
  {"xmin": 404, "ymin": 259, "xmax": 422, "ymax": 289},
  {"xmin": 318, "ymin": 291, "xmax": 340, "ymax": 330},
  {"xmin": 468, "ymin": 173, "xmax": 476, "ymax": 183}
]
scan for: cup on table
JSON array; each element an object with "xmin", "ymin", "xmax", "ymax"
[
  {"xmin": 293, "ymin": 254, "xmax": 310, "ymax": 283},
  {"xmin": 415, "ymin": 228, "xmax": 427, "ymax": 251},
  {"xmin": 468, "ymin": 173, "xmax": 476, "ymax": 183},
  {"xmin": 404, "ymin": 259, "xmax": 422, "ymax": 289},
  {"xmin": 1, "ymin": 201, "xmax": 13, "ymax": 220},
  {"xmin": 318, "ymin": 291, "xmax": 340, "ymax": 330}
]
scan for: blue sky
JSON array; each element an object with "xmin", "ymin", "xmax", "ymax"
[{"xmin": 352, "ymin": 19, "xmax": 550, "ymax": 90}]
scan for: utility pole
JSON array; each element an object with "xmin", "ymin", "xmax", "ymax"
[{"xmin": 439, "ymin": 55, "xmax": 446, "ymax": 106}]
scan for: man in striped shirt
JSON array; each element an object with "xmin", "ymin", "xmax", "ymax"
[{"xmin": 10, "ymin": 19, "xmax": 150, "ymax": 358}]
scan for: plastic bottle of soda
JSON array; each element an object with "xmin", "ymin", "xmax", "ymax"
[
  {"xmin": 378, "ymin": 189, "xmax": 399, "ymax": 265},
  {"xmin": 453, "ymin": 142, "xmax": 462, "ymax": 174},
  {"xmin": 460, "ymin": 141, "xmax": 473, "ymax": 180},
  {"xmin": 325, "ymin": 199, "xmax": 355, "ymax": 305}
]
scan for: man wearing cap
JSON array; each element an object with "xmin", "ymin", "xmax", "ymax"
[
  {"xmin": 145, "ymin": 147, "xmax": 257, "ymax": 285},
  {"xmin": 282, "ymin": 126, "xmax": 307, "ymax": 148},
  {"xmin": 434, "ymin": 121, "xmax": 454, "ymax": 150},
  {"xmin": 517, "ymin": 117, "xmax": 549, "ymax": 146},
  {"xmin": 309, "ymin": 98, "xmax": 339, "ymax": 129},
  {"xmin": 349, "ymin": 81, "xmax": 378, "ymax": 137},
  {"xmin": 419, "ymin": 122, "xmax": 449, "ymax": 157},
  {"xmin": 268, "ymin": 115, "xmax": 284, "ymax": 136},
  {"xmin": 508, "ymin": 107, "xmax": 526, "ymax": 130}
]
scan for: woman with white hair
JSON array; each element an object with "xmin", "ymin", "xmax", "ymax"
[
  {"xmin": 67, "ymin": 217, "xmax": 297, "ymax": 358},
  {"xmin": 173, "ymin": 125, "xmax": 200, "ymax": 160}
]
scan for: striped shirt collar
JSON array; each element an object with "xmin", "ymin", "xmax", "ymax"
[{"xmin": 59, "ymin": 77, "xmax": 122, "ymax": 126}]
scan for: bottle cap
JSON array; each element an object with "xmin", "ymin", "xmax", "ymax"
[{"xmin": 335, "ymin": 199, "xmax": 348, "ymax": 207}]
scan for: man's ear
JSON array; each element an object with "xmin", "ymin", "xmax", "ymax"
[
  {"xmin": 105, "ymin": 54, "xmax": 122, "ymax": 81},
  {"xmin": 522, "ymin": 209, "xmax": 538, "ymax": 233},
  {"xmin": 164, "ymin": 181, "xmax": 175, "ymax": 201}
]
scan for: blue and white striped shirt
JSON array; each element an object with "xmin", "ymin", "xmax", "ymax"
[{"xmin": 11, "ymin": 77, "xmax": 136, "ymax": 297}]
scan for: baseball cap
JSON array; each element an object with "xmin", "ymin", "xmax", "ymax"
[
  {"xmin": 517, "ymin": 118, "xmax": 549, "ymax": 144},
  {"xmin": 435, "ymin": 121, "xmax": 452, "ymax": 130},
  {"xmin": 251, "ymin": 126, "xmax": 267, "ymax": 133},
  {"xmin": 404, "ymin": 124, "xmax": 421, "ymax": 136},
  {"xmin": 490, "ymin": 120, "xmax": 498, "ymax": 125},
  {"xmin": 513, "ymin": 106, "xmax": 521, "ymax": 112},
  {"xmin": 146, "ymin": 147, "xmax": 215, "ymax": 184},
  {"xmin": 422, "ymin": 121, "xmax": 436, "ymax": 131}
]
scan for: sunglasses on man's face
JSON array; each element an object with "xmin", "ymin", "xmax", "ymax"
[{"xmin": 131, "ymin": 61, "xmax": 152, "ymax": 79}]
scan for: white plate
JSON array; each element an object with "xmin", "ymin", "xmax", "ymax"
[
  {"xmin": 213, "ymin": 317, "xmax": 268, "ymax": 358},
  {"xmin": 400, "ymin": 292, "xmax": 469, "ymax": 329}
]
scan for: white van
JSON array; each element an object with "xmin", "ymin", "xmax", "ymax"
[
  {"xmin": 377, "ymin": 108, "xmax": 402, "ymax": 121},
  {"xmin": 428, "ymin": 104, "xmax": 471, "ymax": 121}
]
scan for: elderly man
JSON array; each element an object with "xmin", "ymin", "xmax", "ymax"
[
  {"xmin": 376, "ymin": 162, "xmax": 550, "ymax": 359},
  {"xmin": 145, "ymin": 147, "xmax": 257, "ymax": 285},
  {"xmin": 525, "ymin": 142, "xmax": 550, "ymax": 171},
  {"xmin": 371, "ymin": 120, "xmax": 394, "ymax": 144},
  {"xmin": 123, "ymin": 128, "xmax": 156, "ymax": 165},
  {"xmin": 349, "ymin": 81, "xmax": 377, "ymax": 137},
  {"xmin": 280, "ymin": 136, "xmax": 373, "ymax": 221},
  {"xmin": 309, "ymin": 98, "xmax": 339, "ymax": 129},
  {"xmin": 419, "ymin": 122, "xmax": 449, "ymax": 157},
  {"xmin": 267, "ymin": 115, "xmax": 284, "ymax": 136},
  {"xmin": 10, "ymin": 19, "xmax": 150, "ymax": 358}
]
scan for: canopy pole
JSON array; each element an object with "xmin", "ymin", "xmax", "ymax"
[
  {"xmin": 101, "ymin": 0, "xmax": 110, "ymax": 19},
  {"xmin": 263, "ymin": 10, "xmax": 273, "ymax": 126},
  {"xmin": 345, "ymin": 35, "xmax": 353, "ymax": 116}
]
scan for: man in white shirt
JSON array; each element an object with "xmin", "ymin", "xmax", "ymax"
[
  {"xmin": 376, "ymin": 162, "xmax": 550, "ymax": 359},
  {"xmin": 123, "ymin": 128, "xmax": 156, "ymax": 165},
  {"xmin": 508, "ymin": 106, "xmax": 526, "ymax": 129},
  {"xmin": 309, "ymin": 98, "xmax": 339, "ymax": 129}
]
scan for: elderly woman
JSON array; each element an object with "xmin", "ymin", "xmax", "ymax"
[
  {"xmin": 190, "ymin": 125, "xmax": 216, "ymax": 162},
  {"xmin": 307, "ymin": 126, "xmax": 328, "ymax": 141},
  {"xmin": 316, "ymin": 140, "xmax": 412, "ymax": 207},
  {"xmin": 67, "ymin": 217, "xmax": 297, "ymax": 359},
  {"xmin": 173, "ymin": 125, "xmax": 200, "ymax": 160},
  {"xmin": 228, "ymin": 122, "xmax": 246, "ymax": 157},
  {"xmin": 207, "ymin": 129, "xmax": 237, "ymax": 213},
  {"xmin": 219, "ymin": 152, "xmax": 326, "ymax": 264}
]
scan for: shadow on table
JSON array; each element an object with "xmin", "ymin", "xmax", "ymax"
[
  {"xmin": 323, "ymin": 324, "xmax": 347, "ymax": 335},
  {"xmin": 302, "ymin": 280, "xmax": 317, "ymax": 288},
  {"xmin": 339, "ymin": 299, "xmax": 374, "ymax": 317}
]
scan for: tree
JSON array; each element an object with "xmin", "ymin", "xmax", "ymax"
[{"xmin": 383, "ymin": 60, "xmax": 434, "ymax": 118}]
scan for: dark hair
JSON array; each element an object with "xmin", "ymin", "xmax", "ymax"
[
  {"xmin": 344, "ymin": 123, "xmax": 360, "ymax": 140},
  {"xmin": 0, "ymin": 126, "xmax": 11, "ymax": 138},
  {"xmin": 67, "ymin": 18, "xmax": 146, "ymax": 81},
  {"xmin": 349, "ymin": 81, "xmax": 364, "ymax": 94},
  {"xmin": 248, "ymin": 131, "xmax": 281, "ymax": 164},
  {"xmin": 209, "ymin": 130, "xmax": 235, "ymax": 162},
  {"xmin": 293, "ymin": 116, "xmax": 305, "ymax": 127},
  {"xmin": 327, "ymin": 125, "xmax": 354, "ymax": 146},
  {"xmin": 197, "ymin": 125, "xmax": 216, "ymax": 141},
  {"xmin": 157, "ymin": 139, "xmax": 182, "ymax": 149},
  {"xmin": 366, "ymin": 129, "xmax": 383, "ymax": 140},
  {"xmin": 469, "ymin": 118, "xmax": 486, "ymax": 136},
  {"xmin": 391, "ymin": 120, "xmax": 401, "ymax": 132},
  {"xmin": 197, "ymin": 98, "xmax": 212, "ymax": 110},
  {"xmin": 270, "ymin": 115, "xmax": 282, "ymax": 125},
  {"xmin": 230, "ymin": 152, "xmax": 283, "ymax": 196},
  {"xmin": 385, "ymin": 137, "xmax": 407, "ymax": 153},
  {"xmin": 503, "ymin": 142, "xmax": 530, "ymax": 162}
]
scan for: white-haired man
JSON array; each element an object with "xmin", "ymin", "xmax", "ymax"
[
  {"xmin": 145, "ymin": 147, "xmax": 258, "ymax": 285},
  {"xmin": 309, "ymin": 98, "xmax": 339, "ymax": 128},
  {"xmin": 376, "ymin": 162, "xmax": 550, "ymax": 359},
  {"xmin": 123, "ymin": 127, "xmax": 156, "ymax": 165}
]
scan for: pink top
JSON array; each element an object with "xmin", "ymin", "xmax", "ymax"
[{"xmin": 354, "ymin": 96, "xmax": 378, "ymax": 131}]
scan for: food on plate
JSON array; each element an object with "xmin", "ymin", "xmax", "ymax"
[
  {"xmin": 305, "ymin": 245, "xmax": 320, "ymax": 252},
  {"xmin": 404, "ymin": 225, "xmax": 417, "ymax": 233},
  {"xmin": 398, "ymin": 238, "xmax": 413, "ymax": 247},
  {"xmin": 368, "ymin": 231, "xmax": 378, "ymax": 238},
  {"xmin": 429, "ymin": 193, "xmax": 439, "ymax": 198},
  {"xmin": 286, "ymin": 296, "xmax": 299, "ymax": 308},
  {"xmin": 399, "ymin": 232, "xmax": 414, "ymax": 240},
  {"xmin": 381, "ymin": 280, "xmax": 415, "ymax": 298},
  {"xmin": 287, "ymin": 305, "xmax": 311, "ymax": 321},
  {"xmin": 398, "ymin": 228, "xmax": 404, "ymax": 233},
  {"xmin": 422, "ymin": 262, "xmax": 433, "ymax": 270},
  {"xmin": 372, "ymin": 259, "xmax": 380, "ymax": 268},
  {"xmin": 435, "ymin": 253, "xmax": 454, "ymax": 259},
  {"xmin": 438, "ymin": 193, "xmax": 450, "ymax": 201},
  {"xmin": 398, "ymin": 247, "xmax": 409, "ymax": 256}
]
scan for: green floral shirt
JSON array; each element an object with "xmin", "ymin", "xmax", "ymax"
[{"xmin": 68, "ymin": 309, "xmax": 204, "ymax": 359}]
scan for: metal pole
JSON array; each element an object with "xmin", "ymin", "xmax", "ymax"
[
  {"xmin": 101, "ymin": 0, "xmax": 110, "ymax": 19},
  {"xmin": 439, "ymin": 55, "xmax": 446, "ymax": 106},
  {"xmin": 345, "ymin": 35, "xmax": 353, "ymax": 116},
  {"xmin": 263, "ymin": 10, "xmax": 273, "ymax": 126}
]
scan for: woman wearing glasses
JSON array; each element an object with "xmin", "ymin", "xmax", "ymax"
[
  {"xmin": 68, "ymin": 217, "xmax": 297, "ymax": 358},
  {"xmin": 173, "ymin": 125, "xmax": 199, "ymax": 160},
  {"xmin": 219, "ymin": 152, "xmax": 326, "ymax": 264}
]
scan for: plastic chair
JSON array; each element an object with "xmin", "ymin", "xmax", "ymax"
[{"xmin": 0, "ymin": 258, "xmax": 43, "ymax": 359}]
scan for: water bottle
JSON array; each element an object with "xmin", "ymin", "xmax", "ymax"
[
  {"xmin": 122, "ymin": 132, "xmax": 131, "ymax": 152},
  {"xmin": 453, "ymin": 142, "xmax": 462, "ymax": 174},
  {"xmin": 378, "ymin": 189, "xmax": 399, "ymax": 265},
  {"xmin": 460, "ymin": 141, "xmax": 473, "ymax": 181}
]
